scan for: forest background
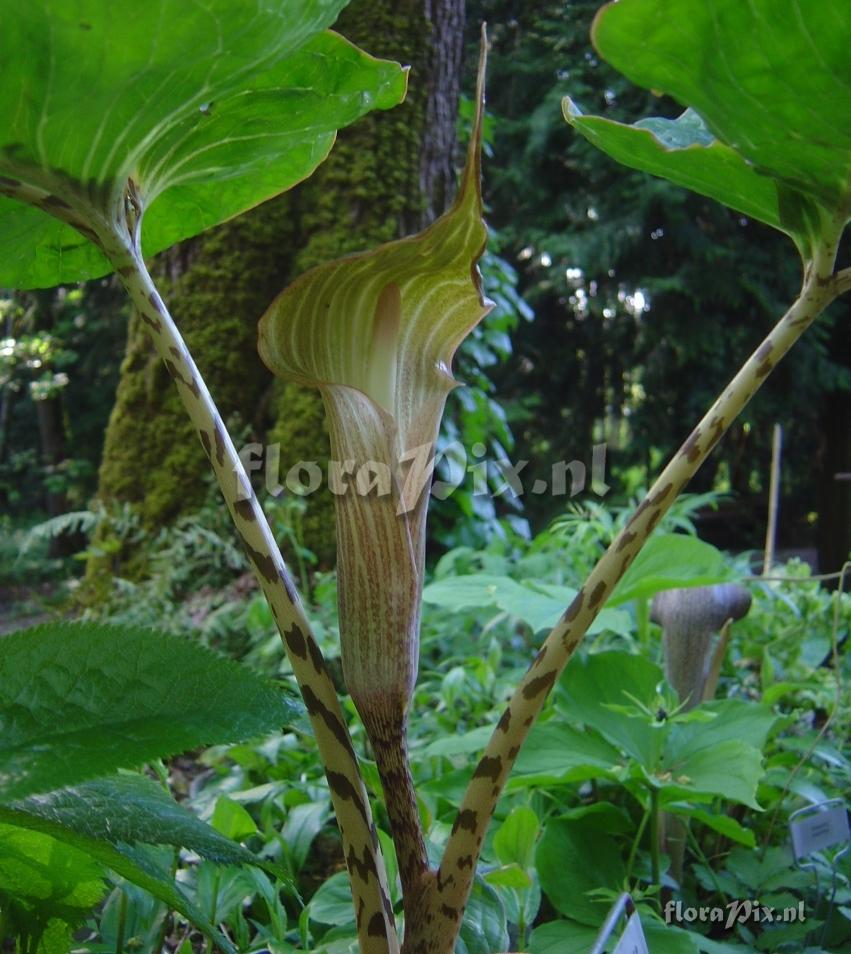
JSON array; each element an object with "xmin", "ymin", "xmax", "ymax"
[{"xmin": 1, "ymin": 0, "xmax": 850, "ymax": 603}]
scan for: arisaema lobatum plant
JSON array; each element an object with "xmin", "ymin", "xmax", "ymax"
[{"xmin": 1, "ymin": 2, "xmax": 850, "ymax": 954}]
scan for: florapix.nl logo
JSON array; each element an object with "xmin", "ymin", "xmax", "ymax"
[{"xmin": 236, "ymin": 440, "xmax": 610, "ymax": 510}]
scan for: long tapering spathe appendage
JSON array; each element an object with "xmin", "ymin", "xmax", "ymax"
[{"xmin": 258, "ymin": 35, "xmax": 491, "ymax": 910}]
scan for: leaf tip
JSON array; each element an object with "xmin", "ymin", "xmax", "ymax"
[{"xmin": 562, "ymin": 96, "xmax": 583, "ymax": 125}]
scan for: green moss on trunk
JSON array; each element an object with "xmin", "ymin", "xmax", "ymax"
[
  {"xmin": 94, "ymin": 0, "xmax": 463, "ymax": 574},
  {"xmin": 98, "ymin": 197, "xmax": 297, "ymax": 527}
]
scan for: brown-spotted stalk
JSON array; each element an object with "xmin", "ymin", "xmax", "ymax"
[
  {"xmin": 258, "ymin": 35, "xmax": 491, "ymax": 917},
  {"xmin": 113, "ymin": 253, "xmax": 399, "ymax": 954},
  {"xmin": 404, "ymin": 217, "xmax": 849, "ymax": 954},
  {"xmin": 0, "ymin": 171, "xmax": 399, "ymax": 954}
]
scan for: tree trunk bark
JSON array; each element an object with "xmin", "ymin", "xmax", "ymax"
[{"xmin": 94, "ymin": 0, "xmax": 465, "ymax": 571}]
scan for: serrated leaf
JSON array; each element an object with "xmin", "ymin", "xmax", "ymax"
[
  {"xmin": 7, "ymin": 773, "xmax": 260, "ymax": 867},
  {"xmin": 0, "ymin": 812, "xmax": 236, "ymax": 954},
  {"xmin": 0, "ymin": 0, "xmax": 407, "ymax": 288},
  {"xmin": 0, "ymin": 622, "xmax": 301, "ymax": 800}
]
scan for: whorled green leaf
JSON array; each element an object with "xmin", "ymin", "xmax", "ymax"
[
  {"xmin": 0, "ymin": 622, "xmax": 302, "ymax": 801},
  {"xmin": 660, "ymin": 699, "xmax": 776, "ymax": 808},
  {"xmin": 258, "ymin": 44, "xmax": 490, "ymax": 713},
  {"xmin": 658, "ymin": 738, "xmax": 765, "ymax": 809},
  {"xmin": 0, "ymin": 0, "xmax": 407, "ymax": 288},
  {"xmin": 555, "ymin": 650, "xmax": 667, "ymax": 770},
  {"xmin": 566, "ymin": 0, "xmax": 851, "ymax": 246}
]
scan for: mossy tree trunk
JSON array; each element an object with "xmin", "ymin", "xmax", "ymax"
[{"xmin": 95, "ymin": 0, "xmax": 464, "ymax": 569}]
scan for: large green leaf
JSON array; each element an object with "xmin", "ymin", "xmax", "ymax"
[
  {"xmin": 509, "ymin": 722, "xmax": 623, "ymax": 789},
  {"xmin": 5, "ymin": 772, "xmax": 261, "ymax": 868},
  {"xmin": 0, "ymin": 822, "xmax": 104, "ymax": 930},
  {"xmin": 658, "ymin": 739, "xmax": 765, "ymax": 809},
  {"xmin": 0, "ymin": 622, "xmax": 302, "ymax": 801},
  {"xmin": 555, "ymin": 650, "xmax": 667, "ymax": 770},
  {"xmin": 455, "ymin": 877, "xmax": 510, "ymax": 954},
  {"xmin": 0, "ymin": 0, "xmax": 407, "ymax": 288},
  {"xmin": 566, "ymin": 0, "xmax": 851, "ymax": 243},
  {"xmin": 591, "ymin": 0, "xmax": 851, "ymax": 209},
  {"xmin": 555, "ymin": 655, "xmax": 773, "ymax": 808},
  {"xmin": 535, "ymin": 817, "xmax": 625, "ymax": 927},
  {"xmin": 530, "ymin": 918, "xmax": 700, "ymax": 954},
  {"xmin": 607, "ymin": 533, "xmax": 732, "ymax": 607},
  {"xmin": 0, "ymin": 814, "xmax": 236, "ymax": 953},
  {"xmin": 422, "ymin": 573, "xmax": 631, "ymax": 635},
  {"xmin": 660, "ymin": 699, "xmax": 776, "ymax": 809},
  {"xmin": 530, "ymin": 919, "xmax": 597, "ymax": 954},
  {"xmin": 563, "ymin": 103, "xmax": 787, "ymax": 233}
]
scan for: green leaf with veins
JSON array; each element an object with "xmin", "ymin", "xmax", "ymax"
[
  {"xmin": 0, "ymin": 816, "xmax": 236, "ymax": 953},
  {"xmin": 0, "ymin": 0, "xmax": 407, "ymax": 288},
  {"xmin": 563, "ymin": 101, "xmax": 788, "ymax": 233},
  {"xmin": 422, "ymin": 573, "xmax": 631, "ymax": 635},
  {"xmin": 5, "ymin": 773, "xmax": 262, "ymax": 868},
  {"xmin": 565, "ymin": 0, "xmax": 851, "ymax": 246},
  {"xmin": 0, "ymin": 823, "xmax": 104, "ymax": 928},
  {"xmin": 0, "ymin": 622, "xmax": 302, "ymax": 801},
  {"xmin": 607, "ymin": 533, "xmax": 732, "ymax": 607}
]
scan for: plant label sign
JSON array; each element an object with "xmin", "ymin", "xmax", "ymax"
[
  {"xmin": 612, "ymin": 912, "xmax": 650, "ymax": 954},
  {"xmin": 790, "ymin": 800, "xmax": 850, "ymax": 859}
]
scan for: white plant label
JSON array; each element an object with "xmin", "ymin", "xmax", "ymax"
[
  {"xmin": 612, "ymin": 911, "xmax": 650, "ymax": 954},
  {"xmin": 790, "ymin": 802, "xmax": 850, "ymax": 859}
]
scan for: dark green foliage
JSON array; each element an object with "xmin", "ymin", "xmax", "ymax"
[
  {"xmin": 0, "ymin": 621, "xmax": 301, "ymax": 800},
  {"xmin": 465, "ymin": 1, "xmax": 851, "ymax": 557}
]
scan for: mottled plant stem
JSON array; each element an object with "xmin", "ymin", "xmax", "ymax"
[
  {"xmin": 364, "ymin": 710, "xmax": 429, "ymax": 918},
  {"xmin": 405, "ymin": 223, "xmax": 847, "ymax": 954},
  {"xmin": 108, "ymin": 238, "xmax": 398, "ymax": 954}
]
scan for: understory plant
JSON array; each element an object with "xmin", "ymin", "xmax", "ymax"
[{"xmin": 0, "ymin": 1, "xmax": 850, "ymax": 952}]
